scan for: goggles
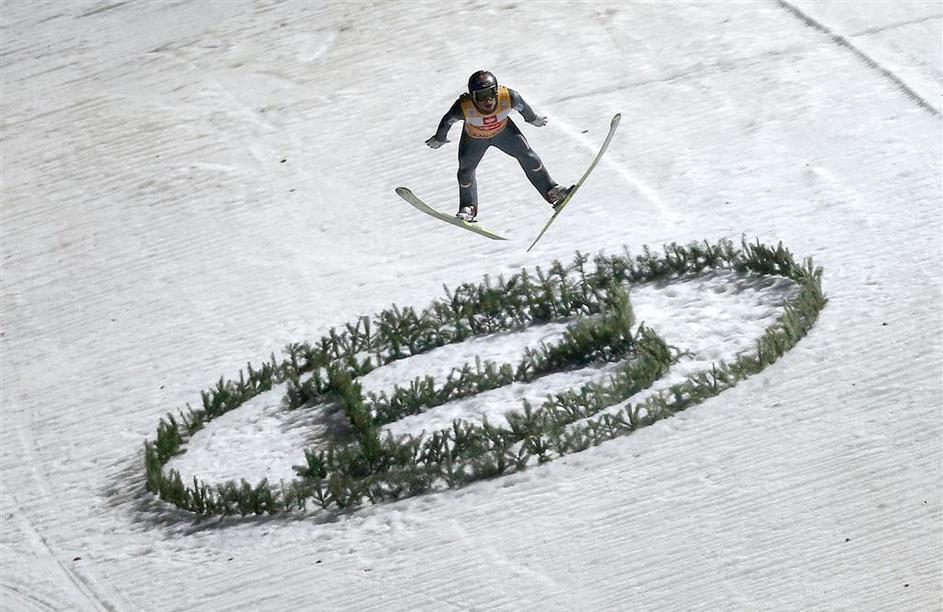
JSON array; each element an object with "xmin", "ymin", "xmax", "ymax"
[{"xmin": 472, "ymin": 86, "xmax": 497, "ymax": 102}]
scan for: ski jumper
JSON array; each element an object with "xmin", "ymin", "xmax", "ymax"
[{"xmin": 432, "ymin": 86, "xmax": 556, "ymax": 212}]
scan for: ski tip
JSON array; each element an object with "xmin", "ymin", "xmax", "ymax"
[
  {"xmin": 611, "ymin": 113, "xmax": 621, "ymax": 125},
  {"xmin": 395, "ymin": 186, "xmax": 410, "ymax": 195}
]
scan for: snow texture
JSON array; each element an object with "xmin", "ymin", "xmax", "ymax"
[{"xmin": 1, "ymin": 1, "xmax": 940, "ymax": 611}]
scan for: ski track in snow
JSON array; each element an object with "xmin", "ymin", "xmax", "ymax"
[
  {"xmin": 1, "ymin": 1, "xmax": 940, "ymax": 611},
  {"xmin": 5, "ymin": 498, "xmax": 112, "ymax": 612},
  {"xmin": 778, "ymin": 0, "xmax": 940, "ymax": 117}
]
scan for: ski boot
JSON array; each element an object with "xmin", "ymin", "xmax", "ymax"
[
  {"xmin": 547, "ymin": 184, "xmax": 574, "ymax": 211},
  {"xmin": 456, "ymin": 205, "xmax": 478, "ymax": 223}
]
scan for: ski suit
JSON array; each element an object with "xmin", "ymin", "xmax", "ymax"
[{"xmin": 432, "ymin": 86, "xmax": 556, "ymax": 212}]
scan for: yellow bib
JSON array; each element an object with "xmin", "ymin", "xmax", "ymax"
[{"xmin": 460, "ymin": 86, "xmax": 513, "ymax": 139}]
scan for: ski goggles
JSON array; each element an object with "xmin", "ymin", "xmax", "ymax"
[{"xmin": 472, "ymin": 86, "xmax": 497, "ymax": 102}]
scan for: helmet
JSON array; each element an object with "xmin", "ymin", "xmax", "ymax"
[{"xmin": 468, "ymin": 70, "xmax": 498, "ymax": 103}]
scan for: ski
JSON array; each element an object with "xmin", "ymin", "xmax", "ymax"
[
  {"xmin": 526, "ymin": 113, "xmax": 622, "ymax": 252},
  {"xmin": 395, "ymin": 186, "xmax": 508, "ymax": 241}
]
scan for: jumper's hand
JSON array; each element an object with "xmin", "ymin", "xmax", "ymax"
[
  {"xmin": 528, "ymin": 116, "xmax": 548, "ymax": 127},
  {"xmin": 425, "ymin": 136, "xmax": 447, "ymax": 149}
]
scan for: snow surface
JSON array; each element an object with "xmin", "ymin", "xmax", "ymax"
[{"xmin": 1, "ymin": 1, "xmax": 941, "ymax": 611}]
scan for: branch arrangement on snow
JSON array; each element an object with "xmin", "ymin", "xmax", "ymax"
[{"xmin": 143, "ymin": 238, "xmax": 827, "ymax": 517}]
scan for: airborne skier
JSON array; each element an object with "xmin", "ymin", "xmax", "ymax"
[{"xmin": 425, "ymin": 70, "xmax": 572, "ymax": 222}]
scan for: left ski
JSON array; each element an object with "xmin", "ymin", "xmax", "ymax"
[
  {"xmin": 396, "ymin": 187, "xmax": 507, "ymax": 241},
  {"xmin": 527, "ymin": 113, "xmax": 621, "ymax": 252}
]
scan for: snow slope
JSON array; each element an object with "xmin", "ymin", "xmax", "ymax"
[{"xmin": 1, "ymin": 1, "xmax": 940, "ymax": 610}]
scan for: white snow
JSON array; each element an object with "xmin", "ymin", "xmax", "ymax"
[{"xmin": 1, "ymin": 1, "xmax": 940, "ymax": 611}]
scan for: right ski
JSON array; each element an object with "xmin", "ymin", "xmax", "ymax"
[{"xmin": 527, "ymin": 113, "xmax": 621, "ymax": 252}]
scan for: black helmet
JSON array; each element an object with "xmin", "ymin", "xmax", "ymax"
[{"xmin": 468, "ymin": 70, "xmax": 498, "ymax": 102}]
